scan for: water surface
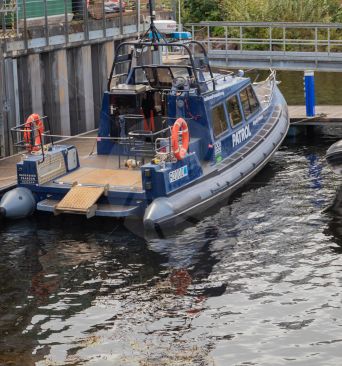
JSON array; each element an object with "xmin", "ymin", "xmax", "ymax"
[{"xmin": 1, "ymin": 133, "xmax": 342, "ymax": 365}]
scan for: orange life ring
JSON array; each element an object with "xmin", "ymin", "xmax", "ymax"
[
  {"xmin": 23, "ymin": 113, "xmax": 44, "ymax": 152},
  {"xmin": 171, "ymin": 118, "xmax": 189, "ymax": 160}
]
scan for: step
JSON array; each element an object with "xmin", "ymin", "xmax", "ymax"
[
  {"xmin": 37, "ymin": 199, "xmax": 142, "ymax": 217},
  {"xmin": 55, "ymin": 185, "xmax": 105, "ymax": 218}
]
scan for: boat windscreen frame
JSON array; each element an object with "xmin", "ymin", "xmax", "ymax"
[{"xmin": 107, "ymin": 40, "xmax": 215, "ymax": 93}]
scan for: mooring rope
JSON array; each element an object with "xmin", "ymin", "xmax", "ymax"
[{"xmin": 42, "ymin": 133, "xmax": 129, "ymax": 141}]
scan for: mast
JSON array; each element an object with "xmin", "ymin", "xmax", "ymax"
[{"xmin": 140, "ymin": 0, "xmax": 166, "ymax": 43}]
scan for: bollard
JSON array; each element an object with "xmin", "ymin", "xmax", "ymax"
[{"xmin": 304, "ymin": 70, "xmax": 315, "ymax": 117}]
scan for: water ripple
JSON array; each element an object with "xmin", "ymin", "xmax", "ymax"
[{"xmin": 2, "ymin": 141, "xmax": 342, "ymax": 365}]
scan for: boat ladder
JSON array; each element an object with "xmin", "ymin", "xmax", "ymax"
[{"xmin": 55, "ymin": 184, "xmax": 108, "ymax": 218}]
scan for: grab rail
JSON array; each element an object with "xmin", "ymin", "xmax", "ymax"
[{"xmin": 10, "ymin": 116, "xmax": 52, "ymax": 160}]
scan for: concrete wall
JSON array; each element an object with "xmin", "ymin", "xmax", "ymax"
[{"xmin": 0, "ymin": 39, "xmax": 118, "ymax": 157}]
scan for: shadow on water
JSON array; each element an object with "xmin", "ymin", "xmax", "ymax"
[
  {"xmin": 324, "ymin": 186, "xmax": 342, "ymax": 253},
  {"xmin": 0, "ymin": 216, "xmax": 168, "ymax": 365},
  {"xmin": 0, "ymin": 214, "xmax": 231, "ymax": 364}
]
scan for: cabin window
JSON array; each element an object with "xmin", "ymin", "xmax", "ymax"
[
  {"xmin": 144, "ymin": 67, "xmax": 155, "ymax": 86},
  {"xmin": 226, "ymin": 96, "xmax": 242, "ymax": 127},
  {"xmin": 134, "ymin": 68, "xmax": 148, "ymax": 84},
  {"xmin": 212, "ymin": 104, "xmax": 228, "ymax": 137},
  {"xmin": 240, "ymin": 86, "xmax": 259, "ymax": 119},
  {"xmin": 156, "ymin": 68, "xmax": 173, "ymax": 88}
]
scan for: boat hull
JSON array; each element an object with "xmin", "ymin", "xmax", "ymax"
[
  {"xmin": 326, "ymin": 139, "xmax": 342, "ymax": 174},
  {"xmin": 144, "ymin": 91, "xmax": 289, "ymax": 231}
]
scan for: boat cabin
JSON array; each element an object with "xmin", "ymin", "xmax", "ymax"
[{"xmin": 97, "ymin": 40, "xmax": 262, "ymax": 167}]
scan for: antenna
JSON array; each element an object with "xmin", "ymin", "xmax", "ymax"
[{"xmin": 139, "ymin": 0, "xmax": 167, "ymax": 44}]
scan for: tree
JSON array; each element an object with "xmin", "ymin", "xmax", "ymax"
[
  {"xmin": 182, "ymin": 0, "xmax": 223, "ymax": 24},
  {"xmin": 183, "ymin": 0, "xmax": 342, "ymax": 23}
]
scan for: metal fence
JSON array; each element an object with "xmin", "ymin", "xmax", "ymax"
[
  {"xmin": 187, "ymin": 21, "xmax": 342, "ymax": 54},
  {"xmin": 0, "ymin": 0, "xmax": 174, "ymax": 55}
]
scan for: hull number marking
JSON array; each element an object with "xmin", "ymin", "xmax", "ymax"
[{"xmin": 169, "ymin": 165, "xmax": 188, "ymax": 183}]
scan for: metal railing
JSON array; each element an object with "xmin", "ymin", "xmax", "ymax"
[
  {"xmin": 186, "ymin": 21, "xmax": 342, "ymax": 71},
  {"xmin": 10, "ymin": 115, "xmax": 52, "ymax": 159},
  {"xmin": 253, "ymin": 69, "xmax": 277, "ymax": 109},
  {"xmin": 0, "ymin": 0, "xmax": 17, "ymax": 38},
  {"xmin": 187, "ymin": 21, "xmax": 342, "ymax": 54},
  {"xmin": 0, "ymin": 0, "xmax": 174, "ymax": 55}
]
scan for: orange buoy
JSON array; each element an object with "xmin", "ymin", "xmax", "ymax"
[
  {"xmin": 171, "ymin": 118, "xmax": 189, "ymax": 160},
  {"xmin": 23, "ymin": 113, "xmax": 44, "ymax": 152}
]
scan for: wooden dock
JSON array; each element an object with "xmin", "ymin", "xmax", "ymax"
[{"xmin": 289, "ymin": 105, "xmax": 342, "ymax": 125}]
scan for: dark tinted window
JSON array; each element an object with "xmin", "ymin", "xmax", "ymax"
[
  {"xmin": 212, "ymin": 104, "xmax": 228, "ymax": 137},
  {"xmin": 240, "ymin": 85, "xmax": 259, "ymax": 119},
  {"xmin": 156, "ymin": 68, "xmax": 173, "ymax": 88},
  {"xmin": 144, "ymin": 67, "xmax": 156, "ymax": 86},
  {"xmin": 226, "ymin": 96, "xmax": 242, "ymax": 127}
]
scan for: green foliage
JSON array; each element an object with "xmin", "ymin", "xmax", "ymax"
[
  {"xmin": 183, "ymin": 0, "xmax": 342, "ymax": 23},
  {"xmin": 182, "ymin": 0, "xmax": 223, "ymax": 24}
]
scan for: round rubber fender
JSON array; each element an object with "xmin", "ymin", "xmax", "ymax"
[{"xmin": 0, "ymin": 187, "xmax": 36, "ymax": 219}]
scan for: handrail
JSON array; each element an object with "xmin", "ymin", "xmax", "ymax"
[
  {"xmin": 188, "ymin": 21, "xmax": 342, "ymax": 29},
  {"xmin": 188, "ymin": 21, "xmax": 342, "ymax": 57},
  {"xmin": 107, "ymin": 41, "xmax": 205, "ymax": 93},
  {"xmin": 254, "ymin": 70, "xmax": 277, "ymax": 108},
  {"xmin": 1, "ymin": 2, "xmax": 174, "ymax": 55},
  {"xmin": 11, "ymin": 116, "xmax": 52, "ymax": 160}
]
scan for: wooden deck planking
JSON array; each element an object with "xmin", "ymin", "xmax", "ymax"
[
  {"xmin": 0, "ymin": 155, "xmax": 22, "ymax": 192},
  {"xmin": 56, "ymin": 167, "xmax": 142, "ymax": 188},
  {"xmin": 56, "ymin": 185, "xmax": 105, "ymax": 213},
  {"xmin": 289, "ymin": 105, "xmax": 342, "ymax": 125}
]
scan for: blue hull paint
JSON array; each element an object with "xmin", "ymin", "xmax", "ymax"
[{"xmin": 2, "ymin": 34, "xmax": 289, "ymax": 228}]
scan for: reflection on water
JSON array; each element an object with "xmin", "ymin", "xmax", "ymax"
[{"xmin": 2, "ymin": 136, "xmax": 342, "ymax": 365}]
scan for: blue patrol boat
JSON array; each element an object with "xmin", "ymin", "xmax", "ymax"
[{"xmin": 0, "ymin": 8, "xmax": 289, "ymax": 231}]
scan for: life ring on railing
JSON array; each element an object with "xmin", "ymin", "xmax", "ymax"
[
  {"xmin": 23, "ymin": 113, "xmax": 44, "ymax": 152},
  {"xmin": 171, "ymin": 118, "xmax": 189, "ymax": 160}
]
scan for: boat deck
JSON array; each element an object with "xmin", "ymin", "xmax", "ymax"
[
  {"xmin": 55, "ymin": 167, "xmax": 142, "ymax": 189},
  {"xmin": 0, "ymin": 130, "xmax": 142, "ymax": 195},
  {"xmin": 0, "ymin": 155, "xmax": 21, "ymax": 193}
]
